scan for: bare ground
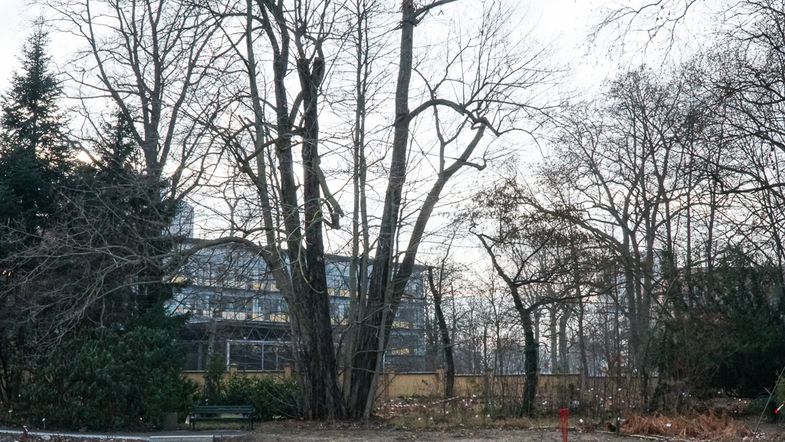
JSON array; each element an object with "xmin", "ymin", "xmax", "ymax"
[
  {"xmin": 237, "ymin": 422, "xmax": 645, "ymax": 441},
  {"xmin": 234, "ymin": 416, "xmax": 785, "ymax": 441},
  {"xmin": 235, "ymin": 420, "xmax": 782, "ymax": 441},
  {"xmin": 1, "ymin": 416, "xmax": 782, "ymax": 442}
]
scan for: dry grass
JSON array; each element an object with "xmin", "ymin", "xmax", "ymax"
[
  {"xmin": 376, "ymin": 397, "xmax": 536, "ymax": 431},
  {"xmin": 375, "ymin": 397, "xmax": 778, "ymax": 440},
  {"xmin": 622, "ymin": 410, "xmax": 754, "ymax": 441}
]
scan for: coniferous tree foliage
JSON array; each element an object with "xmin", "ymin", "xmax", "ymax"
[
  {"xmin": 0, "ymin": 30, "xmax": 192, "ymax": 425},
  {"xmin": 19, "ymin": 308, "xmax": 196, "ymax": 430},
  {"xmin": 710, "ymin": 251, "xmax": 785, "ymax": 396},
  {"xmin": 0, "ymin": 27, "xmax": 69, "ymax": 246},
  {"xmin": 0, "ymin": 27, "xmax": 71, "ymax": 408},
  {"xmin": 653, "ymin": 247, "xmax": 785, "ymax": 401},
  {"xmin": 0, "ymin": 109, "xmax": 196, "ymax": 429},
  {"xmin": 54, "ymin": 112, "xmax": 164, "ymax": 326},
  {"xmin": 2, "ymin": 109, "xmax": 198, "ymax": 429}
]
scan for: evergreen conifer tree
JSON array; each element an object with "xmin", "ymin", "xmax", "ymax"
[
  {"xmin": 0, "ymin": 25, "xmax": 70, "ymax": 408},
  {"xmin": 0, "ymin": 26, "xmax": 69, "ymax": 242}
]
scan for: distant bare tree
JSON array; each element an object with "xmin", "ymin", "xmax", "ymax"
[
  {"xmin": 425, "ymin": 234, "xmax": 460, "ymax": 398},
  {"xmin": 466, "ymin": 177, "xmax": 583, "ymax": 416}
]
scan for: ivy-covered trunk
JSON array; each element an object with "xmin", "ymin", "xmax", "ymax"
[{"xmin": 521, "ymin": 310, "xmax": 538, "ymax": 417}]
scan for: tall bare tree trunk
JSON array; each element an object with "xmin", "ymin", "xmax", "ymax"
[
  {"xmin": 346, "ymin": 0, "xmax": 417, "ymax": 418},
  {"xmin": 344, "ymin": 0, "xmax": 373, "ymax": 399},
  {"xmin": 240, "ymin": 0, "xmax": 345, "ymax": 418},
  {"xmin": 297, "ymin": 52, "xmax": 346, "ymax": 419},
  {"xmin": 577, "ymin": 295, "xmax": 590, "ymax": 383},
  {"xmin": 549, "ymin": 306, "xmax": 558, "ymax": 373},
  {"xmin": 558, "ymin": 310, "xmax": 570, "ymax": 374},
  {"xmin": 428, "ymin": 267, "xmax": 455, "ymax": 398}
]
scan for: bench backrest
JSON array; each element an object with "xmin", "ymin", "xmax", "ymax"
[{"xmin": 194, "ymin": 405, "xmax": 254, "ymax": 414}]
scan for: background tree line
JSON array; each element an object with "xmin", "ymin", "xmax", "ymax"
[{"xmin": 422, "ymin": 0, "xmax": 785, "ymax": 416}]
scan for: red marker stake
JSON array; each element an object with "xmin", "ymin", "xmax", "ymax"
[{"xmin": 559, "ymin": 408, "xmax": 569, "ymax": 442}]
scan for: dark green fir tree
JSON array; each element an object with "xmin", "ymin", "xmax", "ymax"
[
  {"xmin": 0, "ymin": 25, "xmax": 69, "ymax": 243},
  {"xmin": 0, "ymin": 24, "xmax": 71, "ymax": 411}
]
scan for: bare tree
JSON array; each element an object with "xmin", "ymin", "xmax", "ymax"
[
  {"xmin": 193, "ymin": 0, "xmax": 551, "ymax": 419},
  {"xmin": 344, "ymin": 0, "xmax": 551, "ymax": 418},
  {"xmin": 192, "ymin": 0, "xmax": 349, "ymax": 419},
  {"xmin": 425, "ymin": 235, "xmax": 459, "ymax": 398},
  {"xmin": 466, "ymin": 177, "xmax": 583, "ymax": 416},
  {"xmin": 338, "ymin": 0, "xmax": 389, "ymax": 400},
  {"xmin": 534, "ymin": 69, "xmax": 698, "ymax": 404},
  {"xmin": 49, "ymin": 0, "xmax": 221, "ymax": 195}
]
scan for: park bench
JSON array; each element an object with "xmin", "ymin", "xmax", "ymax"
[{"xmin": 188, "ymin": 405, "xmax": 255, "ymax": 430}]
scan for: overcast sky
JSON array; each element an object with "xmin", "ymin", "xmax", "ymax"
[
  {"xmin": 0, "ymin": 0, "xmax": 718, "ymax": 104},
  {"xmin": 0, "ymin": 0, "xmax": 631, "ymax": 93},
  {"xmin": 0, "ymin": 0, "xmax": 30, "ymax": 87},
  {"xmin": 0, "ymin": 0, "xmax": 719, "ymax": 252}
]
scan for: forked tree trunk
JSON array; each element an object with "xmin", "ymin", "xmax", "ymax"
[
  {"xmin": 241, "ymin": 0, "xmax": 345, "ymax": 419},
  {"xmin": 346, "ymin": 0, "xmax": 486, "ymax": 417},
  {"xmin": 296, "ymin": 53, "xmax": 346, "ymax": 419}
]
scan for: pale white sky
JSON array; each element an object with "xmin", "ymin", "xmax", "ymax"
[
  {"xmin": 0, "ymin": 0, "xmax": 720, "ymax": 261},
  {"xmin": 0, "ymin": 0, "xmax": 31, "ymax": 87},
  {"xmin": 0, "ymin": 0, "xmax": 717, "ymax": 99},
  {"xmin": 0, "ymin": 0, "xmax": 636, "ymax": 94}
]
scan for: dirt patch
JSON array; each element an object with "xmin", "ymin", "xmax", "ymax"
[
  {"xmin": 234, "ymin": 418, "xmax": 785, "ymax": 442},
  {"xmin": 237, "ymin": 421, "xmax": 638, "ymax": 441},
  {"xmin": 2, "ymin": 414, "xmax": 783, "ymax": 442}
]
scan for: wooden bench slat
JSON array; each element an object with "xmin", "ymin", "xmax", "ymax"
[{"xmin": 189, "ymin": 405, "xmax": 255, "ymax": 430}]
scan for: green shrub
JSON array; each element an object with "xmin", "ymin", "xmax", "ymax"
[
  {"xmin": 748, "ymin": 395, "xmax": 773, "ymax": 415},
  {"xmin": 16, "ymin": 320, "xmax": 198, "ymax": 430},
  {"xmin": 219, "ymin": 375, "xmax": 299, "ymax": 420},
  {"xmin": 203, "ymin": 354, "xmax": 226, "ymax": 404}
]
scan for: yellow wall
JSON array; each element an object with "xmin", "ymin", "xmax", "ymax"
[
  {"xmin": 377, "ymin": 372, "xmax": 585, "ymax": 400},
  {"xmin": 183, "ymin": 367, "xmax": 290, "ymax": 387},
  {"xmin": 184, "ymin": 369, "xmax": 643, "ymax": 401}
]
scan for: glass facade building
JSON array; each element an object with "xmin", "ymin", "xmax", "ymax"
[{"xmin": 170, "ymin": 240, "xmax": 428, "ymax": 372}]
